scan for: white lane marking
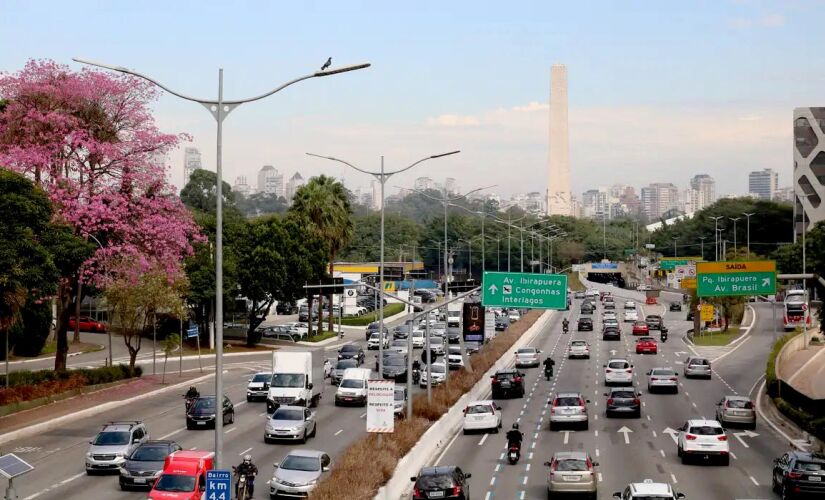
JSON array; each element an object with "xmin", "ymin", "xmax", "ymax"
[
  {"xmin": 495, "ymin": 463, "xmax": 501, "ymax": 472},
  {"xmin": 159, "ymin": 427, "xmax": 186, "ymax": 440},
  {"xmin": 528, "ymin": 452, "xmax": 534, "ymax": 461},
  {"xmin": 334, "ymin": 429, "xmax": 343, "ymax": 436},
  {"xmin": 478, "ymin": 433, "xmax": 489, "ymax": 446},
  {"xmin": 225, "ymin": 427, "xmax": 237, "ymax": 434},
  {"xmin": 618, "ymin": 426, "xmax": 632, "ymax": 444},
  {"xmin": 522, "ymin": 476, "xmax": 528, "ymax": 485},
  {"xmin": 23, "ymin": 472, "xmax": 85, "ymax": 500},
  {"xmin": 597, "ymin": 472, "xmax": 603, "ymax": 482},
  {"xmin": 359, "ymin": 412, "xmax": 367, "ymax": 418},
  {"xmin": 595, "ymin": 448, "xmax": 600, "ymax": 457},
  {"xmin": 525, "ymin": 463, "xmax": 531, "ymax": 472},
  {"xmin": 485, "ymin": 492, "xmax": 492, "ymax": 500},
  {"xmin": 563, "ymin": 430, "xmax": 571, "ymax": 444},
  {"xmin": 730, "ymin": 451, "xmax": 738, "ymax": 460},
  {"xmin": 519, "ymin": 491, "xmax": 526, "ymax": 500},
  {"xmin": 671, "ymin": 473, "xmax": 678, "ymax": 484},
  {"xmin": 239, "ymin": 447, "xmax": 253, "ymax": 456},
  {"xmin": 652, "ymin": 430, "xmax": 657, "ymax": 438},
  {"xmin": 490, "ymin": 476, "xmax": 496, "ymax": 486},
  {"xmin": 594, "ymin": 430, "xmax": 598, "ymax": 437},
  {"xmin": 749, "ymin": 475, "xmax": 759, "ymax": 486},
  {"xmin": 659, "ymin": 449, "xmax": 665, "ymax": 457}
]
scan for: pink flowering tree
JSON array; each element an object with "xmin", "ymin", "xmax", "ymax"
[{"xmin": 0, "ymin": 60, "xmax": 202, "ymax": 371}]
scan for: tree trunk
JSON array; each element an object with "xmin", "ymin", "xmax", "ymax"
[
  {"xmin": 54, "ymin": 279, "xmax": 76, "ymax": 372},
  {"xmin": 162, "ymin": 353, "xmax": 168, "ymax": 384},
  {"xmin": 73, "ymin": 281, "xmax": 83, "ymax": 343},
  {"xmin": 316, "ymin": 296, "xmax": 324, "ymax": 336}
]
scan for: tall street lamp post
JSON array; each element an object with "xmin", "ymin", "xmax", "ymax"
[
  {"xmin": 743, "ymin": 212, "xmax": 755, "ymax": 259},
  {"xmin": 729, "ymin": 217, "xmax": 740, "ymax": 259},
  {"xmin": 672, "ymin": 237, "xmax": 678, "ymax": 257},
  {"xmin": 710, "ymin": 216, "xmax": 724, "ymax": 261},
  {"xmin": 308, "ymin": 152, "xmax": 460, "ymax": 375},
  {"xmin": 76, "ymin": 57, "xmax": 370, "ymax": 469},
  {"xmin": 699, "ymin": 236, "xmax": 706, "ymax": 261}
]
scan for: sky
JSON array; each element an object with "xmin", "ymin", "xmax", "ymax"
[{"xmin": 3, "ymin": 0, "xmax": 824, "ymax": 199}]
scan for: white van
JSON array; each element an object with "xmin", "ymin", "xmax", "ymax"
[{"xmin": 334, "ymin": 368, "xmax": 371, "ymax": 407}]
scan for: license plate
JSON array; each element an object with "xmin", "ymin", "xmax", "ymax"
[
  {"xmin": 501, "ymin": 382, "xmax": 511, "ymax": 388},
  {"xmin": 197, "ymin": 421, "xmax": 206, "ymax": 425},
  {"xmin": 429, "ymin": 492, "xmax": 445, "ymax": 498},
  {"xmin": 809, "ymin": 476, "xmax": 822, "ymax": 482},
  {"xmin": 345, "ymin": 397, "xmax": 352, "ymax": 401},
  {"xmin": 133, "ymin": 478, "xmax": 146, "ymax": 484},
  {"xmin": 563, "ymin": 475, "xmax": 579, "ymax": 481}
]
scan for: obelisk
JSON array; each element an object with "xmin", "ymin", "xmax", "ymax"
[{"xmin": 547, "ymin": 64, "xmax": 572, "ymax": 216}]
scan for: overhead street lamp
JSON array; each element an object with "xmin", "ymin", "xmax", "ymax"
[
  {"xmin": 699, "ymin": 236, "xmax": 706, "ymax": 261},
  {"xmin": 75, "ymin": 57, "xmax": 370, "ymax": 469},
  {"xmin": 710, "ymin": 216, "xmax": 724, "ymax": 261},
  {"xmin": 492, "ymin": 213, "xmax": 528, "ymax": 272},
  {"xmin": 729, "ymin": 217, "xmax": 740, "ymax": 259},
  {"xmin": 672, "ymin": 236, "xmax": 678, "ymax": 257},
  {"xmin": 742, "ymin": 212, "xmax": 755, "ymax": 259},
  {"xmin": 307, "ymin": 151, "xmax": 460, "ymax": 375},
  {"xmin": 451, "ymin": 205, "xmax": 491, "ymax": 273}
]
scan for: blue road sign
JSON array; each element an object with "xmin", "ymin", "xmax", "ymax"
[
  {"xmin": 205, "ymin": 469, "xmax": 231, "ymax": 500},
  {"xmin": 186, "ymin": 325, "xmax": 199, "ymax": 339}
]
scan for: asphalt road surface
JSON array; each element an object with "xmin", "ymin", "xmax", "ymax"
[{"xmin": 431, "ymin": 281, "xmax": 788, "ymax": 500}]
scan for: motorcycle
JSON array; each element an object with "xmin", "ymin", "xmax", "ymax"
[
  {"xmin": 232, "ymin": 467, "xmax": 253, "ymax": 500},
  {"xmin": 412, "ymin": 367, "xmax": 421, "ymax": 384},
  {"xmin": 562, "ymin": 324, "xmax": 569, "ymax": 334},
  {"xmin": 660, "ymin": 327, "xmax": 669, "ymax": 343},
  {"xmin": 544, "ymin": 366, "xmax": 553, "ymax": 381},
  {"xmin": 507, "ymin": 444, "xmax": 521, "ymax": 464},
  {"xmin": 183, "ymin": 395, "xmax": 197, "ymax": 413}
]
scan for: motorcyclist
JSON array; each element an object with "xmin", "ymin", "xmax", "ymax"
[
  {"xmin": 412, "ymin": 359, "xmax": 421, "ymax": 381},
  {"xmin": 543, "ymin": 357, "xmax": 555, "ymax": 378},
  {"xmin": 562, "ymin": 318, "xmax": 569, "ymax": 333},
  {"xmin": 506, "ymin": 423, "xmax": 523, "ymax": 452},
  {"xmin": 660, "ymin": 327, "xmax": 669, "ymax": 342},
  {"xmin": 185, "ymin": 386, "xmax": 199, "ymax": 400},
  {"xmin": 235, "ymin": 454, "xmax": 258, "ymax": 498}
]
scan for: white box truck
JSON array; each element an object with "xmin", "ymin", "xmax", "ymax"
[
  {"xmin": 266, "ymin": 350, "xmax": 325, "ymax": 412},
  {"xmin": 447, "ymin": 301, "xmax": 463, "ymax": 328}
]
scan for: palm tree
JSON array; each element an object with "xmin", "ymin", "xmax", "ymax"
[{"xmin": 290, "ymin": 176, "xmax": 353, "ymax": 333}]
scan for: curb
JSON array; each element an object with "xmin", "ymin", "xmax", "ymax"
[
  {"xmin": 0, "ymin": 371, "xmax": 216, "ymax": 446},
  {"xmin": 708, "ymin": 304, "xmax": 756, "ymax": 364},
  {"xmin": 3, "ymin": 345, "xmax": 105, "ymax": 367},
  {"xmin": 754, "ymin": 380, "xmax": 813, "ymax": 452}
]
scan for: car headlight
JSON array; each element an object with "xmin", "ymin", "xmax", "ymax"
[
  {"xmin": 120, "ymin": 468, "xmax": 128, "ymax": 476},
  {"xmin": 305, "ymin": 479, "xmax": 318, "ymax": 486},
  {"xmin": 86, "ymin": 452, "xmax": 93, "ymax": 458}
]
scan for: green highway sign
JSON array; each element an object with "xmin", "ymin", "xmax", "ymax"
[
  {"xmin": 481, "ymin": 272, "xmax": 568, "ymax": 309},
  {"xmin": 659, "ymin": 257, "xmax": 702, "ymax": 271},
  {"xmin": 696, "ymin": 261, "xmax": 777, "ymax": 297}
]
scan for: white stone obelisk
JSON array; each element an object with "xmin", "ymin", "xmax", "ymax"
[{"xmin": 547, "ymin": 64, "xmax": 572, "ymax": 216}]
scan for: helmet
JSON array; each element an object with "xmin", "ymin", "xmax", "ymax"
[
  {"xmin": 243, "ymin": 454, "xmax": 252, "ymax": 464},
  {"xmin": 512, "ymin": 423, "xmax": 519, "ymax": 430}
]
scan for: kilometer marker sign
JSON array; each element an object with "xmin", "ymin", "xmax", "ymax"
[
  {"xmin": 696, "ymin": 260, "xmax": 776, "ymax": 298},
  {"xmin": 482, "ymin": 271, "xmax": 568, "ymax": 309}
]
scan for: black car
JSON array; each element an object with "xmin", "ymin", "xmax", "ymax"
[
  {"xmin": 119, "ymin": 440, "xmax": 182, "ymax": 490},
  {"xmin": 382, "ymin": 355, "xmax": 408, "ymax": 382},
  {"xmin": 186, "ymin": 395, "xmax": 235, "ymax": 429},
  {"xmin": 447, "ymin": 330, "xmax": 461, "ymax": 344},
  {"xmin": 577, "ymin": 317, "xmax": 593, "ymax": 331},
  {"xmin": 772, "ymin": 451, "xmax": 825, "ymax": 498},
  {"xmin": 365, "ymin": 321, "xmax": 388, "ymax": 341},
  {"xmin": 686, "ymin": 310, "xmax": 695, "ymax": 322},
  {"xmin": 495, "ymin": 317, "xmax": 509, "ymax": 331},
  {"xmin": 411, "ymin": 466, "xmax": 472, "ymax": 500},
  {"xmin": 491, "ymin": 369, "xmax": 525, "ymax": 398},
  {"xmin": 337, "ymin": 344, "xmax": 365, "ymax": 364},
  {"xmin": 604, "ymin": 387, "xmax": 641, "ymax": 418},
  {"xmin": 670, "ymin": 302, "xmax": 682, "ymax": 312},
  {"xmin": 602, "ymin": 327, "xmax": 621, "ymax": 341},
  {"xmin": 581, "ymin": 303, "xmax": 594, "ymax": 315},
  {"xmin": 275, "ymin": 301, "xmax": 298, "ymax": 315},
  {"xmin": 394, "ymin": 324, "xmax": 413, "ymax": 339},
  {"xmin": 464, "ymin": 341, "xmax": 481, "ymax": 355}
]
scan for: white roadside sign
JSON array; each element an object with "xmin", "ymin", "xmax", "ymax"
[{"xmin": 366, "ymin": 379, "xmax": 395, "ymax": 433}]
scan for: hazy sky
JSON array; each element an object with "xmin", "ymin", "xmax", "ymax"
[{"xmin": 3, "ymin": 0, "xmax": 823, "ymax": 198}]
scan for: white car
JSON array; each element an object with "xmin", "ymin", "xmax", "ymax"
[
  {"xmin": 447, "ymin": 346, "xmax": 464, "ymax": 369},
  {"xmin": 624, "ymin": 301, "xmax": 636, "ymax": 310},
  {"xmin": 604, "ymin": 359, "xmax": 634, "ymax": 386},
  {"xmin": 603, "ymin": 311, "xmax": 617, "ymax": 321},
  {"xmin": 507, "ymin": 310, "xmax": 520, "ymax": 322},
  {"xmin": 624, "ymin": 310, "xmax": 638, "ymax": 322},
  {"xmin": 282, "ymin": 322, "xmax": 309, "ymax": 338},
  {"xmin": 613, "ymin": 479, "xmax": 685, "ymax": 499},
  {"xmin": 419, "ymin": 362, "xmax": 447, "ymax": 387},
  {"xmin": 568, "ymin": 340, "xmax": 590, "ymax": 359},
  {"xmin": 603, "ymin": 318, "xmax": 620, "ymax": 330},
  {"xmin": 585, "ymin": 289, "xmax": 599, "ymax": 299},
  {"xmin": 636, "ymin": 284, "xmax": 651, "ymax": 291},
  {"xmin": 428, "ymin": 335, "xmax": 445, "ymax": 355},
  {"xmin": 462, "ymin": 400, "xmax": 502, "ymax": 434},
  {"xmin": 367, "ymin": 332, "xmax": 388, "ymax": 350},
  {"xmin": 411, "ymin": 330, "xmax": 425, "ymax": 349},
  {"xmin": 677, "ymin": 419, "xmax": 730, "ymax": 465}
]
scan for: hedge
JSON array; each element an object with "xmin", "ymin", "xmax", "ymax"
[
  {"xmin": 773, "ymin": 397, "xmax": 825, "ymax": 442},
  {"xmin": 340, "ymin": 303, "xmax": 406, "ymax": 326},
  {"xmin": 0, "ymin": 364, "xmax": 141, "ymax": 389},
  {"xmin": 765, "ymin": 331, "xmax": 801, "ymax": 397}
]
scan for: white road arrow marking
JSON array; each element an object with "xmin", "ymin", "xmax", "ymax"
[
  {"xmin": 488, "ymin": 284, "xmax": 498, "ymax": 295},
  {"xmin": 733, "ymin": 430, "xmax": 759, "ymax": 448},
  {"xmin": 618, "ymin": 426, "xmax": 633, "ymax": 444},
  {"xmin": 562, "ymin": 430, "xmax": 572, "ymax": 444},
  {"xmin": 673, "ymin": 351, "xmax": 687, "ymax": 357},
  {"xmin": 610, "ymin": 350, "xmax": 617, "ymax": 356},
  {"xmin": 663, "ymin": 427, "xmax": 679, "ymax": 445}
]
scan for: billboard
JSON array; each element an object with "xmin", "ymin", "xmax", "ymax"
[{"xmin": 462, "ymin": 302, "xmax": 485, "ymax": 342}]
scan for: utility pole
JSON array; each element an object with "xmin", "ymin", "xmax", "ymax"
[
  {"xmin": 743, "ymin": 212, "xmax": 755, "ymax": 259},
  {"xmin": 729, "ymin": 217, "xmax": 740, "ymax": 259},
  {"xmin": 710, "ymin": 216, "xmax": 723, "ymax": 261}
]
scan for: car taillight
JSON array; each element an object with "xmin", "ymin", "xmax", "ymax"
[
  {"xmin": 670, "ymin": 377, "xmax": 678, "ymax": 381},
  {"xmin": 452, "ymin": 486, "xmax": 462, "ymax": 496},
  {"xmin": 725, "ymin": 401, "xmax": 731, "ymax": 408},
  {"xmin": 606, "ymin": 369, "xmax": 612, "ymax": 373},
  {"xmin": 717, "ymin": 435, "xmax": 727, "ymax": 441},
  {"xmin": 586, "ymin": 458, "xmax": 593, "ymax": 470},
  {"xmin": 514, "ymin": 377, "xmax": 522, "ymax": 383},
  {"xmin": 634, "ymin": 398, "xmax": 640, "ymax": 405},
  {"xmin": 686, "ymin": 434, "xmax": 697, "ymax": 440},
  {"xmin": 492, "ymin": 379, "xmax": 500, "ymax": 384},
  {"xmin": 607, "ymin": 398, "xmax": 614, "ymax": 405},
  {"xmin": 414, "ymin": 487, "xmax": 421, "ymax": 497},
  {"xmin": 463, "ymin": 406, "xmax": 468, "ymax": 414},
  {"xmin": 787, "ymin": 471, "xmax": 803, "ymax": 479},
  {"xmin": 579, "ymin": 398, "xmax": 586, "ymax": 406}
]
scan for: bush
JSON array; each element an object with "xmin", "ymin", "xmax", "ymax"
[
  {"xmin": 0, "ymin": 299, "xmax": 53, "ymax": 360},
  {"xmin": 766, "ymin": 331, "xmax": 801, "ymax": 397},
  {"xmin": 773, "ymin": 398, "xmax": 825, "ymax": 442},
  {"xmin": 0, "ymin": 364, "xmax": 141, "ymax": 405},
  {"xmin": 341, "ymin": 303, "xmax": 406, "ymax": 326},
  {"xmin": 310, "ymin": 310, "xmax": 544, "ymax": 500}
]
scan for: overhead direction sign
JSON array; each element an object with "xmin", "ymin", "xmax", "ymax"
[
  {"xmin": 482, "ymin": 272, "xmax": 568, "ymax": 309},
  {"xmin": 659, "ymin": 257, "xmax": 702, "ymax": 271},
  {"xmin": 697, "ymin": 261, "xmax": 776, "ymax": 297}
]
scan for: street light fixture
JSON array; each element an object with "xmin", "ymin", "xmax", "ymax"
[
  {"xmin": 729, "ymin": 217, "xmax": 740, "ymax": 259},
  {"xmin": 75, "ymin": 57, "xmax": 370, "ymax": 469},
  {"xmin": 699, "ymin": 236, "xmax": 706, "ymax": 261},
  {"xmin": 307, "ymin": 151, "xmax": 460, "ymax": 375},
  {"xmin": 709, "ymin": 216, "xmax": 724, "ymax": 261},
  {"xmin": 742, "ymin": 212, "xmax": 755, "ymax": 259},
  {"xmin": 492, "ymin": 213, "xmax": 528, "ymax": 272}
]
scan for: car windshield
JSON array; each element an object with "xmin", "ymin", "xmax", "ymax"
[
  {"xmin": 413, "ymin": 331, "xmax": 424, "ymax": 338},
  {"xmin": 93, "ymin": 431, "xmax": 130, "ymax": 446},
  {"xmin": 385, "ymin": 357, "xmax": 405, "ymax": 367},
  {"xmin": 652, "ymin": 369, "xmax": 675, "ymax": 376},
  {"xmin": 794, "ymin": 461, "xmax": 825, "ymax": 472},
  {"xmin": 369, "ymin": 333, "xmax": 382, "ymax": 340},
  {"xmin": 341, "ymin": 379, "xmax": 364, "ymax": 389},
  {"xmin": 639, "ymin": 337, "xmax": 655, "ymax": 342},
  {"xmin": 340, "ymin": 345, "xmax": 358, "ymax": 352},
  {"xmin": 635, "ymin": 322, "xmax": 646, "ymax": 327},
  {"xmin": 272, "ymin": 409, "xmax": 303, "ymax": 421},
  {"xmin": 518, "ymin": 348, "xmax": 536, "ymax": 354},
  {"xmin": 336, "ymin": 360, "xmax": 357, "ymax": 370},
  {"xmin": 130, "ymin": 446, "xmax": 168, "ymax": 461},
  {"xmin": 251, "ymin": 373, "xmax": 270, "ymax": 383},
  {"xmin": 417, "ymin": 474, "xmax": 455, "ymax": 489},
  {"xmin": 608, "ymin": 361, "xmax": 629, "ymax": 369},
  {"xmin": 555, "ymin": 458, "xmax": 587, "ymax": 471},
  {"xmin": 572, "ymin": 341, "xmax": 586, "ymax": 347},
  {"xmin": 690, "ymin": 359, "xmax": 710, "ymax": 366},
  {"xmin": 689, "ymin": 425, "xmax": 723, "ymax": 435},
  {"xmin": 271, "ymin": 374, "xmax": 305, "ymax": 388},
  {"xmin": 191, "ymin": 397, "xmax": 216, "ymax": 412},
  {"xmin": 153, "ymin": 474, "xmax": 195, "ymax": 492},
  {"xmin": 281, "ymin": 455, "xmax": 320, "ymax": 472},
  {"xmin": 467, "ymin": 404, "xmax": 492, "ymax": 414},
  {"xmin": 612, "ymin": 390, "xmax": 636, "ymax": 398},
  {"xmin": 555, "ymin": 397, "xmax": 582, "ymax": 407},
  {"xmin": 727, "ymin": 399, "xmax": 753, "ymax": 409}
]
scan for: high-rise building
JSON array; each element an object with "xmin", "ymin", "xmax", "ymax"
[
  {"xmin": 774, "ymin": 186, "xmax": 795, "ymax": 203},
  {"xmin": 370, "ymin": 180, "xmax": 381, "ymax": 210},
  {"xmin": 581, "ymin": 188, "xmax": 608, "ymax": 218},
  {"xmin": 233, "ymin": 176, "xmax": 251, "ymax": 196},
  {"xmin": 748, "ymin": 168, "xmax": 778, "ymax": 200},
  {"xmin": 640, "ymin": 183, "xmax": 679, "ymax": 220},
  {"xmin": 445, "ymin": 177, "xmax": 459, "ymax": 195},
  {"xmin": 183, "ymin": 147, "xmax": 202, "ymax": 185},
  {"xmin": 257, "ymin": 165, "xmax": 284, "ymax": 197},
  {"xmin": 414, "ymin": 176, "xmax": 435, "ymax": 191},
  {"xmin": 285, "ymin": 172, "xmax": 305, "ymax": 201},
  {"xmin": 689, "ymin": 174, "xmax": 716, "ymax": 210},
  {"xmin": 547, "ymin": 64, "xmax": 572, "ymax": 216},
  {"xmin": 509, "ymin": 192, "xmax": 545, "ymax": 215}
]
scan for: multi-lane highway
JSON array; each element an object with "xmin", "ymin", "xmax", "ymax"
[
  {"xmin": 430, "ymin": 280, "xmax": 789, "ymax": 500},
  {"xmin": 2, "ymin": 310, "xmax": 432, "ymax": 500}
]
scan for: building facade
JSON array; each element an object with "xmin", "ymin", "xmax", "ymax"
[
  {"xmin": 640, "ymin": 182, "xmax": 679, "ymax": 220},
  {"xmin": 793, "ymin": 107, "xmax": 825, "ymax": 235},
  {"xmin": 748, "ymin": 168, "xmax": 778, "ymax": 200},
  {"xmin": 689, "ymin": 174, "xmax": 716, "ymax": 210},
  {"xmin": 285, "ymin": 172, "xmax": 305, "ymax": 201},
  {"xmin": 183, "ymin": 147, "xmax": 202, "ymax": 185},
  {"xmin": 414, "ymin": 176, "xmax": 436, "ymax": 191},
  {"xmin": 233, "ymin": 176, "xmax": 251, "ymax": 196}
]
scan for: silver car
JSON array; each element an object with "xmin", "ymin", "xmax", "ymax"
[
  {"xmin": 270, "ymin": 449, "xmax": 331, "ymax": 498},
  {"xmin": 544, "ymin": 451, "xmax": 599, "ymax": 497},
  {"xmin": 390, "ymin": 339, "xmax": 409, "ymax": 355},
  {"xmin": 715, "ymin": 395, "xmax": 756, "ymax": 429},
  {"xmin": 246, "ymin": 372, "xmax": 272, "ymax": 401},
  {"xmin": 647, "ymin": 367, "xmax": 679, "ymax": 393},
  {"xmin": 264, "ymin": 406, "xmax": 317, "ymax": 444},
  {"xmin": 85, "ymin": 421, "xmax": 149, "ymax": 474},
  {"xmin": 515, "ymin": 347, "xmax": 541, "ymax": 368},
  {"xmin": 549, "ymin": 392, "xmax": 590, "ymax": 430},
  {"xmin": 394, "ymin": 386, "xmax": 407, "ymax": 418},
  {"xmin": 684, "ymin": 356, "xmax": 712, "ymax": 379},
  {"xmin": 420, "ymin": 362, "xmax": 447, "ymax": 387}
]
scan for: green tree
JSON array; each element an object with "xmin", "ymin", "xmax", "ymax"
[
  {"xmin": 290, "ymin": 176, "xmax": 353, "ymax": 332},
  {"xmin": 180, "ymin": 169, "xmax": 238, "ymax": 214}
]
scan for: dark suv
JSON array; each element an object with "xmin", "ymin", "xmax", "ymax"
[
  {"xmin": 411, "ymin": 466, "xmax": 472, "ymax": 500},
  {"xmin": 491, "ymin": 369, "xmax": 525, "ymax": 398},
  {"xmin": 578, "ymin": 317, "xmax": 593, "ymax": 331},
  {"xmin": 581, "ymin": 302, "xmax": 594, "ymax": 315},
  {"xmin": 772, "ymin": 451, "xmax": 825, "ymax": 498},
  {"xmin": 119, "ymin": 440, "xmax": 182, "ymax": 490}
]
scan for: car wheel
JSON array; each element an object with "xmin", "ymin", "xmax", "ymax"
[
  {"xmin": 781, "ymin": 483, "xmax": 792, "ymax": 500},
  {"xmin": 582, "ymin": 421, "xmax": 589, "ymax": 431},
  {"xmin": 549, "ymin": 422, "xmax": 556, "ymax": 431},
  {"xmin": 463, "ymin": 429, "xmax": 469, "ymax": 435},
  {"xmin": 186, "ymin": 423, "xmax": 194, "ymax": 430},
  {"xmin": 310, "ymin": 424, "xmax": 317, "ymax": 437},
  {"xmin": 749, "ymin": 422, "xmax": 757, "ymax": 431},
  {"xmin": 264, "ymin": 437, "xmax": 273, "ymax": 444},
  {"xmin": 677, "ymin": 445, "xmax": 683, "ymax": 458},
  {"xmin": 300, "ymin": 430, "xmax": 307, "ymax": 444}
]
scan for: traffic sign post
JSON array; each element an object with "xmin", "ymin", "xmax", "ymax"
[
  {"xmin": 696, "ymin": 261, "xmax": 776, "ymax": 298},
  {"xmin": 205, "ymin": 469, "xmax": 231, "ymax": 500},
  {"xmin": 481, "ymin": 272, "xmax": 568, "ymax": 309}
]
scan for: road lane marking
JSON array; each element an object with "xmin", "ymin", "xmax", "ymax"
[
  {"xmin": 334, "ymin": 429, "xmax": 343, "ymax": 436},
  {"xmin": 562, "ymin": 430, "xmax": 571, "ymax": 444},
  {"xmin": 159, "ymin": 427, "xmax": 186, "ymax": 439},
  {"xmin": 490, "ymin": 476, "xmax": 496, "ymax": 486},
  {"xmin": 671, "ymin": 473, "xmax": 678, "ymax": 484},
  {"xmin": 23, "ymin": 472, "xmax": 85, "ymax": 500},
  {"xmin": 749, "ymin": 475, "xmax": 759, "ymax": 486},
  {"xmin": 359, "ymin": 412, "xmax": 367, "ymax": 418},
  {"xmin": 478, "ymin": 434, "xmax": 489, "ymax": 446},
  {"xmin": 595, "ymin": 448, "xmax": 600, "ymax": 457},
  {"xmin": 660, "ymin": 449, "xmax": 665, "ymax": 457},
  {"xmin": 484, "ymin": 492, "xmax": 492, "ymax": 500},
  {"xmin": 239, "ymin": 447, "xmax": 253, "ymax": 456},
  {"xmin": 597, "ymin": 472, "xmax": 603, "ymax": 482},
  {"xmin": 225, "ymin": 427, "xmax": 237, "ymax": 434}
]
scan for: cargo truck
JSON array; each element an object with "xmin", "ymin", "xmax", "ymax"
[{"xmin": 267, "ymin": 350, "xmax": 325, "ymax": 412}]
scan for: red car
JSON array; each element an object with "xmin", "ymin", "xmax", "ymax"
[
  {"xmin": 632, "ymin": 321, "xmax": 649, "ymax": 335},
  {"xmin": 635, "ymin": 336, "xmax": 658, "ymax": 354},
  {"xmin": 68, "ymin": 316, "xmax": 106, "ymax": 332}
]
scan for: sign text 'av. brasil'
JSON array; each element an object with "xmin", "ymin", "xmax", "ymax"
[
  {"xmin": 696, "ymin": 261, "xmax": 776, "ymax": 297},
  {"xmin": 482, "ymin": 272, "xmax": 568, "ymax": 309}
]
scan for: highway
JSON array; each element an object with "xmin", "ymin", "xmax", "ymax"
[
  {"xmin": 3, "ymin": 310, "xmax": 432, "ymax": 500},
  {"xmin": 430, "ymin": 281, "xmax": 789, "ymax": 500}
]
